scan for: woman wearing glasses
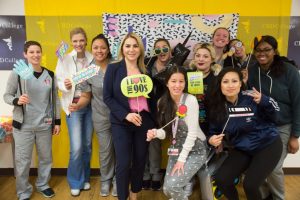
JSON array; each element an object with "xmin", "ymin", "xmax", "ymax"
[
  {"xmin": 143, "ymin": 38, "xmax": 172, "ymax": 191},
  {"xmin": 224, "ymin": 39, "xmax": 257, "ymax": 70},
  {"xmin": 248, "ymin": 35, "xmax": 300, "ymax": 200},
  {"xmin": 223, "ymin": 39, "xmax": 257, "ymax": 84}
]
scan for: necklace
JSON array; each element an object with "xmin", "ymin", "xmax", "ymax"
[{"xmin": 234, "ymin": 96, "xmax": 238, "ymax": 106}]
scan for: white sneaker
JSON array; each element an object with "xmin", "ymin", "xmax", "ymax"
[
  {"xmin": 71, "ymin": 189, "xmax": 80, "ymax": 196},
  {"xmin": 83, "ymin": 182, "xmax": 91, "ymax": 190},
  {"xmin": 100, "ymin": 182, "xmax": 110, "ymax": 197},
  {"xmin": 111, "ymin": 182, "xmax": 118, "ymax": 197}
]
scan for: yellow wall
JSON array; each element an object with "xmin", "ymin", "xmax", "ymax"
[{"xmin": 24, "ymin": 0, "xmax": 292, "ymax": 168}]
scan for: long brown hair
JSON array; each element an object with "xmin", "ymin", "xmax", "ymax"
[{"xmin": 157, "ymin": 65, "xmax": 187, "ymax": 134}]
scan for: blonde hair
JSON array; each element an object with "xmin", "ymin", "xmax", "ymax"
[
  {"xmin": 189, "ymin": 43, "xmax": 222, "ymax": 75},
  {"xmin": 118, "ymin": 32, "xmax": 146, "ymax": 73},
  {"xmin": 193, "ymin": 43, "xmax": 216, "ymax": 60},
  {"xmin": 189, "ymin": 43, "xmax": 216, "ymax": 69},
  {"xmin": 70, "ymin": 27, "xmax": 87, "ymax": 41}
]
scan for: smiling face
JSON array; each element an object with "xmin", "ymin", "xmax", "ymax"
[
  {"xmin": 167, "ymin": 72, "xmax": 185, "ymax": 99},
  {"xmin": 194, "ymin": 48, "xmax": 213, "ymax": 72},
  {"xmin": 230, "ymin": 40, "xmax": 246, "ymax": 59},
  {"xmin": 221, "ymin": 71, "xmax": 242, "ymax": 100},
  {"xmin": 71, "ymin": 33, "xmax": 87, "ymax": 54},
  {"xmin": 23, "ymin": 45, "xmax": 42, "ymax": 67},
  {"xmin": 212, "ymin": 28, "xmax": 230, "ymax": 49},
  {"xmin": 91, "ymin": 39, "xmax": 110, "ymax": 63},
  {"xmin": 254, "ymin": 41, "xmax": 276, "ymax": 68},
  {"xmin": 122, "ymin": 37, "xmax": 141, "ymax": 63},
  {"xmin": 154, "ymin": 40, "xmax": 171, "ymax": 63}
]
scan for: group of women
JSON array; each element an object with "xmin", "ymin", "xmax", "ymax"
[{"xmin": 3, "ymin": 26, "xmax": 300, "ymax": 200}]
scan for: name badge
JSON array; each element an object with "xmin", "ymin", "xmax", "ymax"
[
  {"xmin": 167, "ymin": 148, "xmax": 179, "ymax": 156},
  {"xmin": 44, "ymin": 118, "xmax": 52, "ymax": 125}
]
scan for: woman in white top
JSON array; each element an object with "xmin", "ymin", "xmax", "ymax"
[
  {"xmin": 55, "ymin": 27, "xmax": 93, "ymax": 196},
  {"xmin": 147, "ymin": 65, "xmax": 207, "ymax": 200},
  {"xmin": 68, "ymin": 34, "xmax": 117, "ymax": 197}
]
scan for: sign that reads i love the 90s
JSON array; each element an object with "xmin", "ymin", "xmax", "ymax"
[{"xmin": 120, "ymin": 74, "xmax": 153, "ymax": 98}]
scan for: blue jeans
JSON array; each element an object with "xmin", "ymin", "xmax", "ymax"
[{"xmin": 66, "ymin": 104, "xmax": 93, "ymax": 189}]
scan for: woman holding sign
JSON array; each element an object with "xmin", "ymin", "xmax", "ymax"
[
  {"xmin": 186, "ymin": 42, "xmax": 221, "ymax": 198},
  {"xmin": 4, "ymin": 41, "xmax": 60, "ymax": 200},
  {"xmin": 68, "ymin": 34, "xmax": 117, "ymax": 197},
  {"xmin": 207, "ymin": 67, "xmax": 282, "ymax": 200},
  {"xmin": 146, "ymin": 65, "xmax": 207, "ymax": 200},
  {"xmin": 55, "ymin": 27, "xmax": 94, "ymax": 196},
  {"xmin": 103, "ymin": 32, "xmax": 155, "ymax": 200},
  {"xmin": 189, "ymin": 42, "xmax": 221, "ymax": 134}
]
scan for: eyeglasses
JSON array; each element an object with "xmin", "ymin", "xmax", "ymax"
[
  {"xmin": 154, "ymin": 47, "xmax": 169, "ymax": 55},
  {"xmin": 230, "ymin": 41, "xmax": 243, "ymax": 50},
  {"xmin": 255, "ymin": 48, "xmax": 273, "ymax": 54}
]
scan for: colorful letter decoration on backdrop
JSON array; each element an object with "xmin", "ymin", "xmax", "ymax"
[
  {"xmin": 103, "ymin": 13, "xmax": 239, "ymax": 59},
  {"xmin": 71, "ymin": 64, "xmax": 100, "ymax": 85},
  {"xmin": 13, "ymin": 59, "xmax": 34, "ymax": 80},
  {"xmin": 120, "ymin": 74, "xmax": 153, "ymax": 98},
  {"xmin": 187, "ymin": 71, "xmax": 204, "ymax": 94}
]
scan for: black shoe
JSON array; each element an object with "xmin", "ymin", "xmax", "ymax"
[
  {"xmin": 263, "ymin": 194, "xmax": 273, "ymax": 200},
  {"xmin": 22, "ymin": 198, "xmax": 30, "ymax": 200},
  {"xmin": 151, "ymin": 181, "xmax": 161, "ymax": 191},
  {"xmin": 142, "ymin": 180, "xmax": 151, "ymax": 190},
  {"xmin": 39, "ymin": 188, "xmax": 55, "ymax": 198}
]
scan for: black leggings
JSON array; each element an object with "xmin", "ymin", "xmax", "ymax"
[{"xmin": 214, "ymin": 137, "xmax": 282, "ymax": 200}]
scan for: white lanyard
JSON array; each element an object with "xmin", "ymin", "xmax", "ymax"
[{"xmin": 171, "ymin": 116, "xmax": 179, "ymax": 144}]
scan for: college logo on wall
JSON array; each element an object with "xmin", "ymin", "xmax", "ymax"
[
  {"xmin": 288, "ymin": 16, "xmax": 300, "ymax": 68},
  {"xmin": 103, "ymin": 13, "xmax": 239, "ymax": 59},
  {"xmin": 0, "ymin": 16, "xmax": 26, "ymax": 70}
]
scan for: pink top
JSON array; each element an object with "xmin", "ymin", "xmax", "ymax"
[{"xmin": 129, "ymin": 96, "xmax": 149, "ymax": 112}]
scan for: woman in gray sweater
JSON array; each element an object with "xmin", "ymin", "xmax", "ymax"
[{"xmin": 3, "ymin": 41, "xmax": 60, "ymax": 200}]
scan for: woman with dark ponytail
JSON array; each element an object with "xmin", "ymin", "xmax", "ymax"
[{"xmin": 147, "ymin": 65, "xmax": 207, "ymax": 200}]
